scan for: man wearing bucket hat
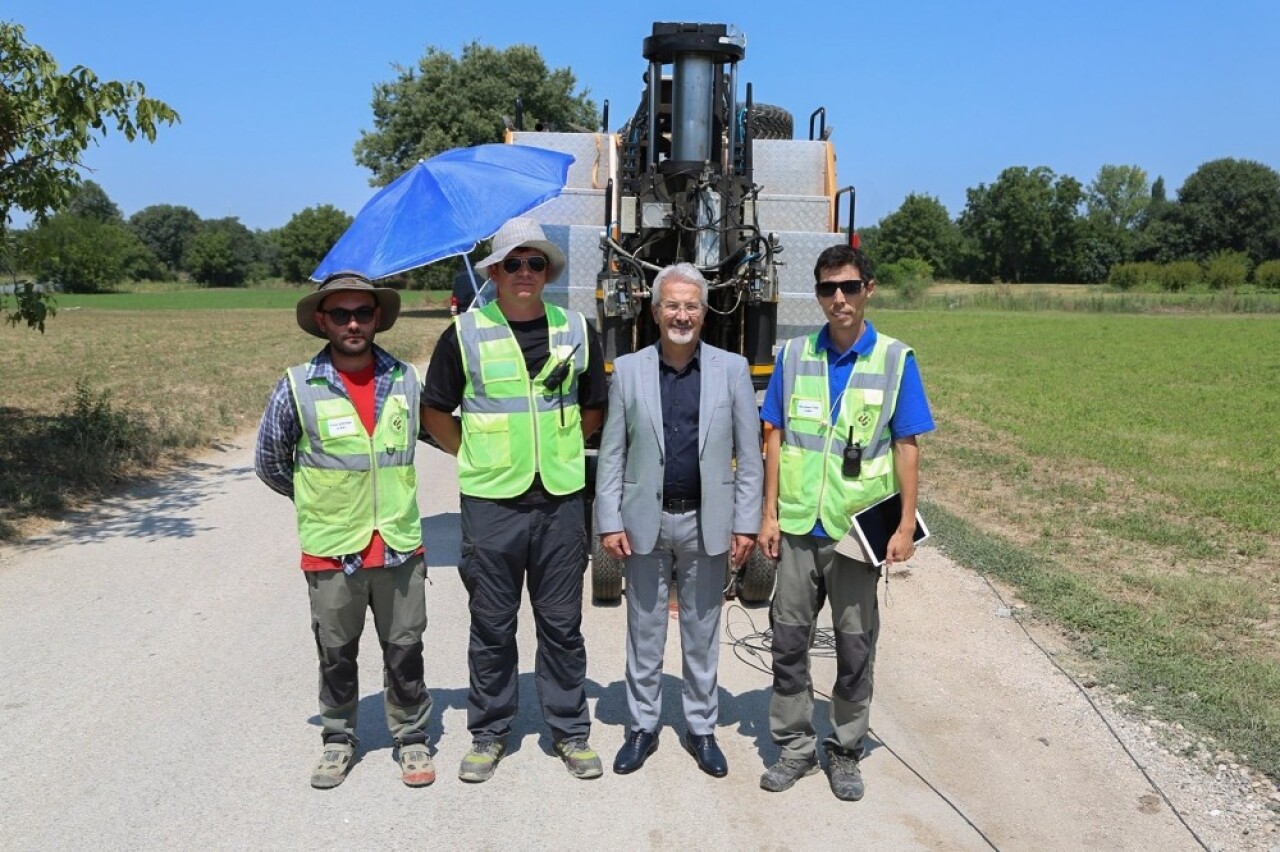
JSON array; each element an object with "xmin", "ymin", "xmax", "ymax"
[
  {"xmin": 422, "ymin": 217, "xmax": 607, "ymax": 783},
  {"xmin": 255, "ymin": 271, "xmax": 434, "ymax": 790}
]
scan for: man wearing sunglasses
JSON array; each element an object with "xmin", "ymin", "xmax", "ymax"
[
  {"xmin": 594, "ymin": 263, "xmax": 763, "ymax": 779},
  {"xmin": 757, "ymin": 244, "xmax": 934, "ymax": 801},
  {"xmin": 422, "ymin": 217, "xmax": 607, "ymax": 783},
  {"xmin": 255, "ymin": 271, "xmax": 434, "ymax": 790}
]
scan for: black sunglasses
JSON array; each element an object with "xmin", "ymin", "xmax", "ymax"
[
  {"xmin": 815, "ymin": 278, "xmax": 865, "ymax": 298},
  {"xmin": 501, "ymin": 255, "xmax": 549, "ymax": 274},
  {"xmin": 323, "ymin": 306, "xmax": 377, "ymax": 325}
]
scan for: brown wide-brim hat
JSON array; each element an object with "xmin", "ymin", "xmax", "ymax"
[
  {"xmin": 297, "ymin": 271, "xmax": 402, "ymax": 338},
  {"xmin": 473, "ymin": 217, "xmax": 567, "ymax": 283}
]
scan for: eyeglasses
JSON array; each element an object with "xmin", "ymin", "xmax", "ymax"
[
  {"xmin": 658, "ymin": 302, "xmax": 704, "ymax": 316},
  {"xmin": 501, "ymin": 255, "xmax": 549, "ymax": 274},
  {"xmin": 815, "ymin": 279, "xmax": 865, "ymax": 298},
  {"xmin": 323, "ymin": 306, "xmax": 377, "ymax": 325}
]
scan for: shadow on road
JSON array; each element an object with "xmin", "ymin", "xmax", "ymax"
[
  {"xmin": 422, "ymin": 512, "xmax": 461, "ymax": 568},
  {"xmin": 20, "ymin": 454, "xmax": 253, "ymax": 548}
]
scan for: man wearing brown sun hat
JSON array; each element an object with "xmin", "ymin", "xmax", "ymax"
[{"xmin": 255, "ymin": 271, "xmax": 434, "ymax": 790}]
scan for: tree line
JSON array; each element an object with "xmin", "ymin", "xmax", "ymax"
[
  {"xmin": 10, "ymin": 181, "xmax": 354, "ymax": 291},
  {"xmin": 858, "ymin": 158, "xmax": 1280, "ymax": 290}
]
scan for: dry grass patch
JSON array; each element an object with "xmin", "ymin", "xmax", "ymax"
[{"xmin": 0, "ymin": 306, "xmax": 453, "ymax": 538}]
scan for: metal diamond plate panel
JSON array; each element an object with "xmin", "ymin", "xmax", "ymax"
[
  {"xmin": 567, "ymin": 225, "xmax": 605, "ymax": 315},
  {"xmin": 538, "ymin": 224, "xmax": 606, "ymax": 315},
  {"xmin": 773, "ymin": 229, "xmax": 847, "ymax": 340},
  {"xmin": 756, "ymin": 195, "xmax": 832, "ymax": 233},
  {"xmin": 752, "ymin": 140, "xmax": 829, "ymax": 197},
  {"xmin": 773, "ymin": 230, "xmax": 845, "ymax": 296},
  {"xmin": 777, "ymin": 294, "xmax": 828, "ymax": 341},
  {"xmin": 509, "ymin": 132, "xmax": 617, "ymax": 190},
  {"xmin": 525, "ymin": 189, "xmax": 607, "ymax": 228}
]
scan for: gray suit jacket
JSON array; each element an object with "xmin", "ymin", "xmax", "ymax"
[{"xmin": 594, "ymin": 341, "xmax": 763, "ymax": 556}]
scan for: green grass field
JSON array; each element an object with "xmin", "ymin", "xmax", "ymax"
[{"xmin": 873, "ymin": 309, "xmax": 1280, "ymax": 777}]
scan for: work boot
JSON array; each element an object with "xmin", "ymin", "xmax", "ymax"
[
  {"xmin": 554, "ymin": 737, "xmax": 603, "ymax": 779},
  {"xmin": 825, "ymin": 746, "xmax": 865, "ymax": 801},
  {"xmin": 310, "ymin": 740, "xmax": 355, "ymax": 789},
  {"xmin": 759, "ymin": 755, "xmax": 819, "ymax": 792},
  {"xmin": 458, "ymin": 740, "xmax": 505, "ymax": 783},
  {"xmin": 397, "ymin": 742, "xmax": 436, "ymax": 787}
]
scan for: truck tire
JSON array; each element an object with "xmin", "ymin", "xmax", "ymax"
[
  {"xmin": 738, "ymin": 548, "xmax": 778, "ymax": 603},
  {"xmin": 748, "ymin": 103, "xmax": 793, "ymax": 140},
  {"xmin": 591, "ymin": 538, "xmax": 624, "ymax": 602}
]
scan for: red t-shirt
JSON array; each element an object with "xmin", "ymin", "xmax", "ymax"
[{"xmin": 300, "ymin": 362, "xmax": 389, "ymax": 572}]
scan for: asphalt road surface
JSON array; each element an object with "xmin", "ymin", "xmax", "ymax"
[{"xmin": 0, "ymin": 436, "xmax": 1211, "ymax": 850}]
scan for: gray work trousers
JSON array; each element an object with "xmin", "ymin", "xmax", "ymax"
[
  {"xmin": 768, "ymin": 533, "xmax": 879, "ymax": 761},
  {"xmin": 306, "ymin": 555, "xmax": 431, "ymax": 746},
  {"xmin": 623, "ymin": 508, "xmax": 724, "ymax": 736},
  {"xmin": 459, "ymin": 493, "xmax": 590, "ymax": 744}
]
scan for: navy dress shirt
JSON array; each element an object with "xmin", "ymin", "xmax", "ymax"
[{"xmin": 659, "ymin": 347, "xmax": 701, "ymax": 501}]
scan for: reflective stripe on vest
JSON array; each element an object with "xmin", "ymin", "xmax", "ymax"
[
  {"xmin": 287, "ymin": 361, "xmax": 422, "ymax": 556},
  {"xmin": 776, "ymin": 331, "xmax": 910, "ymax": 538},
  {"xmin": 455, "ymin": 301, "xmax": 589, "ymax": 498}
]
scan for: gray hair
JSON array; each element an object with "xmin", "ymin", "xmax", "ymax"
[{"xmin": 652, "ymin": 262, "xmax": 709, "ymax": 305}]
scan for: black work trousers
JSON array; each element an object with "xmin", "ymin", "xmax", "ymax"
[{"xmin": 459, "ymin": 492, "xmax": 590, "ymax": 744}]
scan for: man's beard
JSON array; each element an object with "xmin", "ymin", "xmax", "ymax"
[
  {"xmin": 334, "ymin": 334, "xmax": 371, "ymax": 355},
  {"xmin": 667, "ymin": 327, "xmax": 695, "ymax": 345}
]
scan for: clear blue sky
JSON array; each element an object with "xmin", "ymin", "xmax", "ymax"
[{"xmin": 8, "ymin": 0, "xmax": 1279, "ymax": 232}]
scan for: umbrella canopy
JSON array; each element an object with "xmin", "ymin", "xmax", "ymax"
[{"xmin": 311, "ymin": 143, "xmax": 574, "ymax": 281}]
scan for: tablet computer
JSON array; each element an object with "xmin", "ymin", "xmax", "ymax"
[{"xmin": 833, "ymin": 492, "xmax": 929, "ymax": 566}]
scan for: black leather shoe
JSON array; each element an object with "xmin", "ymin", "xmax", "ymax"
[
  {"xmin": 613, "ymin": 729, "xmax": 658, "ymax": 775},
  {"xmin": 684, "ymin": 732, "xmax": 728, "ymax": 778}
]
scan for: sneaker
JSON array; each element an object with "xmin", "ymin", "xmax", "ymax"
[
  {"xmin": 826, "ymin": 748, "xmax": 865, "ymax": 801},
  {"xmin": 397, "ymin": 742, "xmax": 436, "ymax": 788},
  {"xmin": 553, "ymin": 737, "xmax": 603, "ymax": 779},
  {"xmin": 458, "ymin": 740, "xmax": 506, "ymax": 783},
  {"xmin": 310, "ymin": 740, "xmax": 355, "ymax": 789},
  {"xmin": 759, "ymin": 755, "xmax": 819, "ymax": 792}
]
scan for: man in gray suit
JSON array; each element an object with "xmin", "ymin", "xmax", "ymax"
[{"xmin": 595, "ymin": 262, "xmax": 763, "ymax": 777}]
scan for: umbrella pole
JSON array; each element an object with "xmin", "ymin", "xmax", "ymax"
[{"xmin": 464, "ymin": 253, "xmax": 481, "ymax": 298}]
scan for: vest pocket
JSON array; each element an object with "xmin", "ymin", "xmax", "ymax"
[
  {"xmin": 779, "ymin": 444, "xmax": 806, "ymax": 497},
  {"xmin": 553, "ymin": 409, "xmax": 582, "ymax": 461},
  {"xmin": 463, "ymin": 413, "xmax": 511, "ymax": 469}
]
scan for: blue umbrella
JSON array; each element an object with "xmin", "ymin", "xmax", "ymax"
[{"xmin": 312, "ymin": 143, "xmax": 575, "ymax": 281}]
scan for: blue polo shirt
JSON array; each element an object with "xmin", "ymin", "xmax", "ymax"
[{"xmin": 760, "ymin": 320, "xmax": 934, "ymax": 538}]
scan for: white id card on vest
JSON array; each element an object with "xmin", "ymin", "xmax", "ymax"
[{"xmin": 326, "ymin": 416, "xmax": 358, "ymax": 438}]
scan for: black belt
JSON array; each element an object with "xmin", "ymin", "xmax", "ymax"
[{"xmin": 662, "ymin": 497, "xmax": 699, "ymax": 514}]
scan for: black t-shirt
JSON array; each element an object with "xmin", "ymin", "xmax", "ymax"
[{"xmin": 423, "ymin": 311, "xmax": 608, "ymax": 413}]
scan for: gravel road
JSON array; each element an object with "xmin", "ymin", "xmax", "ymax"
[{"xmin": 1, "ymin": 435, "xmax": 1274, "ymax": 851}]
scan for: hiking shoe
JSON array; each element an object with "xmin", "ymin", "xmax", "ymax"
[
  {"xmin": 458, "ymin": 740, "xmax": 505, "ymax": 783},
  {"xmin": 310, "ymin": 741, "xmax": 355, "ymax": 789},
  {"xmin": 554, "ymin": 737, "xmax": 603, "ymax": 779},
  {"xmin": 826, "ymin": 747, "xmax": 865, "ymax": 801},
  {"xmin": 398, "ymin": 742, "xmax": 436, "ymax": 788},
  {"xmin": 759, "ymin": 755, "xmax": 819, "ymax": 792}
]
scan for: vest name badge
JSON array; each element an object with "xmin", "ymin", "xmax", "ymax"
[
  {"xmin": 794, "ymin": 399, "xmax": 823, "ymax": 420},
  {"xmin": 326, "ymin": 416, "xmax": 358, "ymax": 438}
]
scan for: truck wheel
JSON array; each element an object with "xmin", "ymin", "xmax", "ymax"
[
  {"xmin": 738, "ymin": 548, "xmax": 778, "ymax": 603},
  {"xmin": 591, "ymin": 538, "xmax": 624, "ymax": 602},
  {"xmin": 748, "ymin": 103, "xmax": 794, "ymax": 140}
]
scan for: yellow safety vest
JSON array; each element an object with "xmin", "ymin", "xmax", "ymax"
[
  {"xmin": 456, "ymin": 301, "xmax": 589, "ymax": 498},
  {"xmin": 287, "ymin": 360, "xmax": 422, "ymax": 556},
  {"xmin": 777, "ymin": 331, "xmax": 910, "ymax": 538}
]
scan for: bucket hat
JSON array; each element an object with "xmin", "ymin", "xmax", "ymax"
[
  {"xmin": 296, "ymin": 271, "xmax": 402, "ymax": 338},
  {"xmin": 473, "ymin": 217, "xmax": 566, "ymax": 283}
]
